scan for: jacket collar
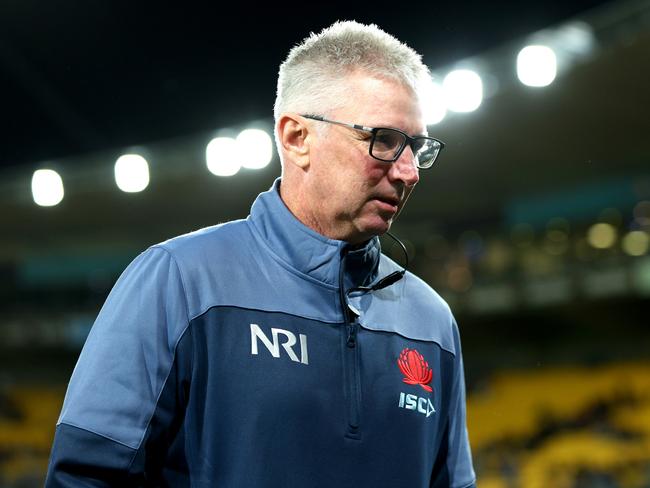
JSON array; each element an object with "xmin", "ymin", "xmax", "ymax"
[{"xmin": 248, "ymin": 178, "xmax": 380, "ymax": 289}]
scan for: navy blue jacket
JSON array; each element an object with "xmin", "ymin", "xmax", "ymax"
[{"xmin": 46, "ymin": 180, "xmax": 475, "ymax": 487}]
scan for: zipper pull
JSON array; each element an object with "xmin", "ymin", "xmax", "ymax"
[{"xmin": 347, "ymin": 324, "xmax": 357, "ymax": 348}]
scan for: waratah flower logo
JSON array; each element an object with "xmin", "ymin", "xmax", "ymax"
[{"xmin": 398, "ymin": 348, "xmax": 433, "ymax": 392}]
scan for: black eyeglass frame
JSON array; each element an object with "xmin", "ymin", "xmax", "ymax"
[{"xmin": 301, "ymin": 114, "xmax": 445, "ymax": 169}]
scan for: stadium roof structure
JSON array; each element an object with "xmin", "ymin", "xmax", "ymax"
[{"xmin": 0, "ymin": 0, "xmax": 649, "ymax": 255}]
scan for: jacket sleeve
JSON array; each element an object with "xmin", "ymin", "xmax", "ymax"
[
  {"xmin": 45, "ymin": 246, "xmax": 192, "ymax": 487},
  {"xmin": 431, "ymin": 320, "xmax": 476, "ymax": 488}
]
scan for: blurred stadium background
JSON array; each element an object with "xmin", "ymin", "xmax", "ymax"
[{"xmin": 1, "ymin": 0, "xmax": 650, "ymax": 486}]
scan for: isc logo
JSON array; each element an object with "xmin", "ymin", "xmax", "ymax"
[
  {"xmin": 398, "ymin": 392, "xmax": 436, "ymax": 418},
  {"xmin": 250, "ymin": 323, "xmax": 309, "ymax": 365}
]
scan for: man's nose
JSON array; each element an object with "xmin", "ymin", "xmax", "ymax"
[{"xmin": 388, "ymin": 144, "xmax": 420, "ymax": 186}]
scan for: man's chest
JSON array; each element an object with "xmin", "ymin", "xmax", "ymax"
[{"xmin": 186, "ymin": 306, "xmax": 451, "ymax": 439}]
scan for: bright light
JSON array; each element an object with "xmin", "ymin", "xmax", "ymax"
[
  {"xmin": 32, "ymin": 169, "xmax": 64, "ymax": 206},
  {"xmin": 206, "ymin": 137, "xmax": 240, "ymax": 176},
  {"xmin": 236, "ymin": 129, "xmax": 273, "ymax": 169},
  {"xmin": 556, "ymin": 22, "xmax": 595, "ymax": 57},
  {"xmin": 587, "ymin": 223, "xmax": 617, "ymax": 249},
  {"xmin": 517, "ymin": 45, "xmax": 557, "ymax": 87},
  {"xmin": 114, "ymin": 154, "xmax": 149, "ymax": 193},
  {"xmin": 420, "ymin": 79, "xmax": 446, "ymax": 125},
  {"xmin": 442, "ymin": 70, "xmax": 483, "ymax": 113},
  {"xmin": 622, "ymin": 231, "xmax": 650, "ymax": 256}
]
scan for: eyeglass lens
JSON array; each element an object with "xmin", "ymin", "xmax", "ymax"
[{"xmin": 371, "ymin": 129, "xmax": 440, "ymax": 168}]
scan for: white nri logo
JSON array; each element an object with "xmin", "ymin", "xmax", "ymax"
[
  {"xmin": 250, "ymin": 323, "xmax": 309, "ymax": 365},
  {"xmin": 398, "ymin": 392, "xmax": 436, "ymax": 418}
]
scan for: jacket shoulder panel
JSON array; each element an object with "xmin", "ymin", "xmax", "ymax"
[
  {"xmin": 355, "ymin": 255, "xmax": 457, "ymax": 355},
  {"xmin": 57, "ymin": 247, "xmax": 191, "ymax": 450},
  {"xmin": 158, "ymin": 220, "xmax": 342, "ymax": 323}
]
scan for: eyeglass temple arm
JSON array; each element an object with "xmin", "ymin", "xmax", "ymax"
[{"xmin": 302, "ymin": 114, "xmax": 374, "ymax": 133}]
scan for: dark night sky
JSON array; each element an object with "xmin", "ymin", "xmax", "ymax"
[{"xmin": 0, "ymin": 0, "xmax": 613, "ymax": 170}]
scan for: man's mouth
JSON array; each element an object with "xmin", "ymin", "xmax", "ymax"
[{"xmin": 373, "ymin": 195, "xmax": 401, "ymax": 212}]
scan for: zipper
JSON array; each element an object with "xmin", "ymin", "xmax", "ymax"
[{"xmin": 339, "ymin": 250, "xmax": 362, "ymax": 440}]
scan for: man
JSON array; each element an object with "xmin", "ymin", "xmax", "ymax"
[{"xmin": 47, "ymin": 21, "xmax": 475, "ymax": 487}]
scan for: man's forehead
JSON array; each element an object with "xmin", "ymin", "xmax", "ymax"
[{"xmin": 334, "ymin": 73, "xmax": 426, "ymax": 134}]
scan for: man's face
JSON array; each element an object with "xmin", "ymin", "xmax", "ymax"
[{"xmin": 304, "ymin": 72, "xmax": 424, "ymax": 244}]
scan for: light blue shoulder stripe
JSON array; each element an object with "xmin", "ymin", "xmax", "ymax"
[
  {"xmin": 351, "ymin": 255, "xmax": 457, "ymax": 356},
  {"xmin": 58, "ymin": 246, "xmax": 190, "ymax": 449},
  {"xmin": 158, "ymin": 220, "xmax": 343, "ymax": 324}
]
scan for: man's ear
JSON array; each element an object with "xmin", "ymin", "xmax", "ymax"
[{"xmin": 276, "ymin": 114, "xmax": 310, "ymax": 169}]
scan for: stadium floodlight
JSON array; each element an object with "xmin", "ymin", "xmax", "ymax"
[
  {"xmin": 622, "ymin": 231, "xmax": 649, "ymax": 257},
  {"xmin": 420, "ymin": 79, "xmax": 446, "ymax": 125},
  {"xmin": 556, "ymin": 21, "xmax": 595, "ymax": 57},
  {"xmin": 206, "ymin": 137, "xmax": 240, "ymax": 177},
  {"xmin": 32, "ymin": 169, "xmax": 64, "ymax": 206},
  {"xmin": 587, "ymin": 223, "xmax": 617, "ymax": 249},
  {"xmin": 236, "ymin": 129, "xmax": 273, "ymax": 169},
  {"xmin": 443, "ymin": 69, "xmax": 483, "ymax": 113},
  {"xmin": 114, "ymin": 154, "xmax": 150, "ymax": 193},
  {"xmin": 517, "ymin": 45, "xmax": 557, "ymax": 87}
]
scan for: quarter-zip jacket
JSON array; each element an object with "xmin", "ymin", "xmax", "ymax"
[{"xmin": 46, "ymin": 179, "xmax": 476, "ymax": 488}]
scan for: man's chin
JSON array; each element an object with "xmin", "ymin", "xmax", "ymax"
[{"xmin": 361, "ymin": 218, "xmax": 393, "ymax": 239}]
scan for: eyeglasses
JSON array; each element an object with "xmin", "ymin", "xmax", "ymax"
[{"xmin": 301, "ymin": 114, "xmax": 445, "ymax": 169}]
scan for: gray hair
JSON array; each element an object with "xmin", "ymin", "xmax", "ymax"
[{"xmin": 274, "ymin": 21, "xmax": 430, "ymax": 122}]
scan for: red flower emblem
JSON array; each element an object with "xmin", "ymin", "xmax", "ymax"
[{"xmin": 398, "ymin": 348, "xmax": 433, "ymax": 392}]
